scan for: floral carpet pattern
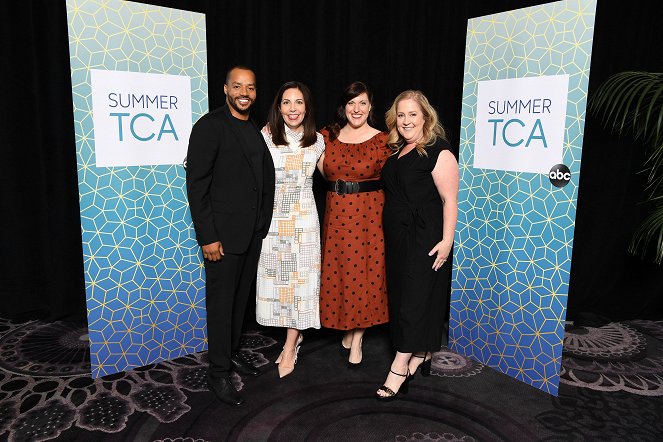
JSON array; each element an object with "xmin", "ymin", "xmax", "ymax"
[
  {"xmin": 560, "ymin": 321, "xmax": 663, "ymax": 395},
  {"xmin": 0, "ymin": 319, "xmax": 275, "ymax": 440},
  {"xmin": 0, "ymin": 318, "xmax": 662, "ymax": 441}
]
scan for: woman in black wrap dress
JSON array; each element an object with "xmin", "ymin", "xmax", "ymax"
[{"xmin": 376, "ymin": 90, "xmax": 459, "ymax": 401}]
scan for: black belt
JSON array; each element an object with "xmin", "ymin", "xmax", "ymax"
[{"xmin": 327, "ymin": 179, "xmax": 382, "ymax": 195}]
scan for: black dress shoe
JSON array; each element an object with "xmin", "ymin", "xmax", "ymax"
[
  {"xmin": 339, "ymin": 342, "xmax": 351, "ymax": 357},
  {"xmin": 347, "ymin": 360, "xmax": 362, "ymax": 370},
  {"xmin": 231, "ymin": 353, "xmax": 261, "ymax": 377},
  {"xmin": 207, "ymin": 376, "xmax": 244, "ymax": 407}
]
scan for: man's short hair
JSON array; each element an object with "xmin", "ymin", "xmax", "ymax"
[{"xmin": 225, "ymin": 65, "xmax": 255, "ymax": 84}]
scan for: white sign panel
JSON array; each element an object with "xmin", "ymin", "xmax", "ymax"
[
  {"xmin": 91, "ymin": 70, "xmax": 192, "ymax": 167},
  {"xmin": 473, "ymin": 75, "xmax": 569, "ymax": 174}
]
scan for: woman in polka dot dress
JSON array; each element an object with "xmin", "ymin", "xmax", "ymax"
[{"xmin": 319, "ymin": 82, "xmax": 391, "ymax": 367}]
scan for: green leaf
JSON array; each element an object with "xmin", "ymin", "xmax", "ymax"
[
  {"xmin": 629, "ymin": 203, "xmax": 663, "ymax": 264},
  {"xmin": 591, "ymin": 71, "xmax": 663, "ymax": 265}
]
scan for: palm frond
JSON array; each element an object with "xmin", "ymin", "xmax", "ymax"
[
  {"xmin": 644, "ymin": 82, "xmax": 663, "ymax": 143},
  {"xmin": 629, "ymin": 203, "xmax": 663, "ymax": 264},
  {"xmin": 590, "ymin": 72, "xmax": 663, "ymax": 142},
  {"xmin": 591, "ymin": 71, "xmax": 663, "ymax": 265},
  {"xmin": 645, "ymin": 141, "xmax": 663, "ymax": 189}
]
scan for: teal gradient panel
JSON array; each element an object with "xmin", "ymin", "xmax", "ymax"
[
  {"xmin": 66, "ymin": 0, "xmax": 208, "ymax": 377},
  {"xmin": 450, "ymin": 0, "xmax": 596, "ymax": 395}
]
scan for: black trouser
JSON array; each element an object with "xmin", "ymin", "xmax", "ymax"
[{"xmin": 204, "ymin": 233, "xmax": 262, "ymax": 377}]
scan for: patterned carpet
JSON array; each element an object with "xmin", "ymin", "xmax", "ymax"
[{"xmin": 1, "ymin": 317, "xmax": 662, "ymax": 441}]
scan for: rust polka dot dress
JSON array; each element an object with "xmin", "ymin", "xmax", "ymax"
[{"xmin": 319, "ymin": 129, "xmax": 391, "ymax": 330}]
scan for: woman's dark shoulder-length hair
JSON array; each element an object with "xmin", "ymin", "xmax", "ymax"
[
  {"xmin": 326, "ymin": 81, "xmax": 376, "ymax": 141},
  {"xmin": 267, "ymin": 81, "xmax": 317, "ymax": 147}
]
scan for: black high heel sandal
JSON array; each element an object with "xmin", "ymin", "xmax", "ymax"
[
  {"xmin": 375, "ymin": 369, "xmax": 411, "ymax": 402},
  {"xmin": 347, "ymin": 337, "xmax": 363, "ymax": 369},
  {"xmin": 409, "ymin": 352, "xmax": 432, "ymax": 379},
  {"xmin": 339, "ymin": 331, "xmax": 352, "ymax": 357},
  {"xmin": 339, "ymin": 342, "xmax": 351, "ymax": 357}
]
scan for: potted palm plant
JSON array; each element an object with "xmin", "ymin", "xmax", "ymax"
[{"xmin": 590, "ymin": 72, "xmax": 663, "ymax": 264}]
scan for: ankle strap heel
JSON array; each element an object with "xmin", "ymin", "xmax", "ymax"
[
  {"xmin": 420, "ymin": 357, "xmax": 431, "ymax": 377},
  {"xmin": 395, "ymin": 369, "xmax": 411, "ymax": 394},
  {"xmin": 410, "ymin": 352, "xmax": 432, "ymax": 377},
  {"xmin": 375, "ymin": 369, "xmax": 411, "ymax": 401}
]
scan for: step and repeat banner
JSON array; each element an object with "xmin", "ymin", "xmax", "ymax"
[
  {"xmin": 66, "ymin": 0, "xmax": 208, "ymax": 377},
  {"xmin": 450, "ymin": 0, "xmax": 597, "ymax": 395}
]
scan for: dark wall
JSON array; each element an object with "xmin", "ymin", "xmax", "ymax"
[
  {"xmin": 1, "ymin": 0, "xmax": 661, "ymax": 322},
  {"xmin": 567, "ymin": 1, "xmax": 663, "ymax": 320},
  {"xmin": 1, "ymin": 1, "xmax": 85, "ymax": 321}
]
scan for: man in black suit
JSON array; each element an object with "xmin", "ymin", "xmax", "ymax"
[{"xmin": 186, "ymin": 66, "xmax": 275, "ymax": 406}]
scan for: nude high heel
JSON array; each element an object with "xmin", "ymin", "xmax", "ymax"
[{"xmin": 276, "ymin": 333, "xmax": 303, "ymax": 378}]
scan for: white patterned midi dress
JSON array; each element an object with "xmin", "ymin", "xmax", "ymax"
[{"xmin": 256, "ymin": 127, "xmax": 325, "ymax": 330}]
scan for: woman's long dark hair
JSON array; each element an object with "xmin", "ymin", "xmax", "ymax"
[
  {"xmin": 267, "ymin": 81, "xmax": 317, "ymax": 147},
  {"xmin": 326, "ymin": 81, "xmax": 376, "ymax": 141}
]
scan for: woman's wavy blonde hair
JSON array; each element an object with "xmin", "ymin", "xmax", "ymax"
[{"xmin": 385, "ymin": 90, "xmax": 446, "ymax": 156}]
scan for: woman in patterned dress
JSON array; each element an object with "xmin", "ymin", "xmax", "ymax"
[
  {"xmin": 256, "ymin": 81, "xmax": 325, "ymax": 378},
  {"xmin": 319, "ymin": 82, "xmax": 391, "ymax": 367}
]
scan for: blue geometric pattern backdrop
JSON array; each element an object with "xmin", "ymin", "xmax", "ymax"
[
  {"xmin": 66, "ymin": 0, "xmax": 208, "ymax": 377},
  {"xmin": 450, "ymin": 0, "xmax": 596, "ymax": 395}
]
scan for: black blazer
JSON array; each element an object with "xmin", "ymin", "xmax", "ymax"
[{"xmin": 186, "ymin": 105, "xmax": 275, "ymax": 254}]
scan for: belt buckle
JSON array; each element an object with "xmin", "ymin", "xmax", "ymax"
[{"xmin": 334, "ymin": 179, "xmax": 346, "ymax": 195}]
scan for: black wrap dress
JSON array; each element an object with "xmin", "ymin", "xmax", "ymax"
[{"xmin": 381, "ymin": 139, "xmax": 453, "ymax": 352}]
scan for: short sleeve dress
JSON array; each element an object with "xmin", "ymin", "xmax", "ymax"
[
  {"xmin": 380, "ymin": 139, "xmax": 453, "ymax": 351},
  {"xmin": 319, "ymin": 129, "xmax": 391, "ymax": 330},
  {"xmin": 256, "ymin": 127, "xmax": 325, "ymax": 330}
]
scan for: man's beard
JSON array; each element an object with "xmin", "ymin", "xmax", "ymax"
[{"xmin": 227, "ymin": 96, "xmax": 252, "ymax": 115}]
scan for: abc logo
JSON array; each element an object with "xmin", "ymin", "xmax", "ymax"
[{"xmin": 549, "ymin": 164, "xmax": 570, "ymax": 187}]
